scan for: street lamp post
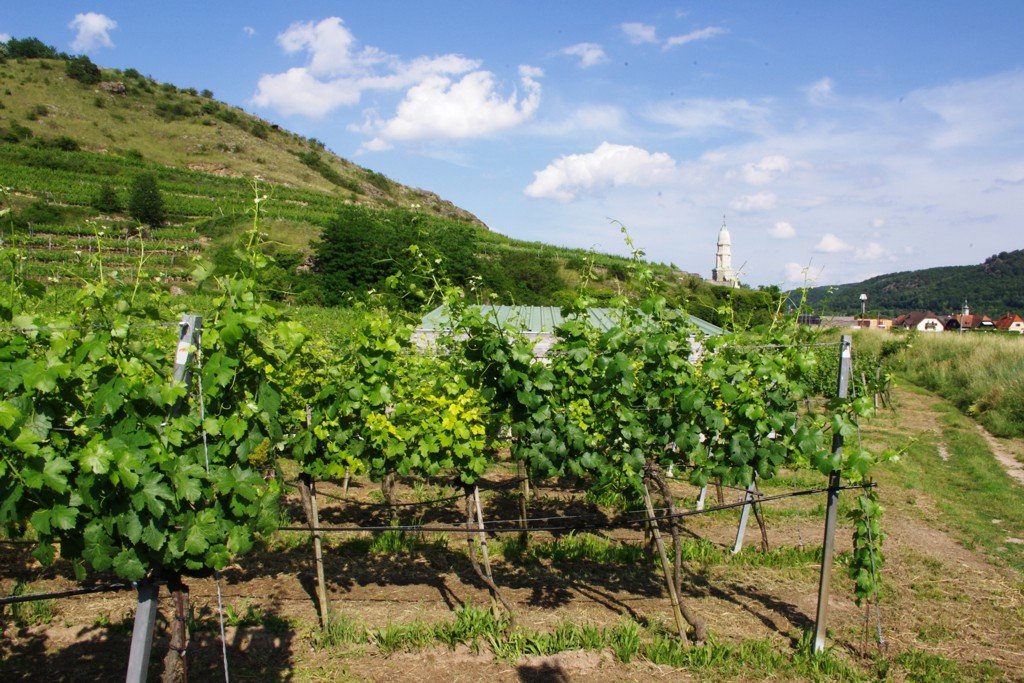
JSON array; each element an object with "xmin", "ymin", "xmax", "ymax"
[{"xmin": 859, "ymin": 293, "xmax": 868, "ymax": 319}]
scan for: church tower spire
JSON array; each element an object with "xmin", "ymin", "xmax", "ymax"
[{"xmin": 711, "ymin": 216, "xmax": 738, "ymax": 287}]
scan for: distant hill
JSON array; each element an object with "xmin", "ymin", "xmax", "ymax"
[
  {"xmin": 803, "ymin": 250, "xmax": 1024, "ymax": 316},
  {"xmin": 0, "ymin": 39, "xmax": 777, "ymax": 327}
]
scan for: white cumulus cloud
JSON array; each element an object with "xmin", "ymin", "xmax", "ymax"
[
  {"xmin": 69, "ymin": 12, "xmax": 117, "ymax": 53},
  {"xmin": 855, "ymin": 242, "xmax": 888, "ymax": 261},
  {"xmin": 252, "ymin": 68, "xmax": 362, "ymax": 118},
  {"xmin": 733, "ymin": 155, "xmax": 792, "ymax": 185},
  {"xmin": 561, "ymin": 42, "xmax": 607, "ymax": 68},
  {"xmin": 524, "ymin": 142, "xmax": 677, "ymax": 202},
  {"xmin": 253, "ymin": 16, "xmax": 489, "ymax": 123},
  {"xmin": 729, "ymin": 191, "xmax": 777, "ymax": 212},
  {"xmin": 814, "ymin": 233, "xmax": 852, "ymax": 253},
  {"xmin": 621, "ymin": 22, "xmax": 658, "ymax": 44},
  {"xmin": 769, "ymin": 221, "xmax": 796, "ymax": 239},
  {"xmin": 276, "ymin": 17, "xmax": 369, "ymax": 78},
  {"xmin": 664, "ymin": 26, "xmax": 726, "ymax": 49},
  {"xmin": 362, "ymin": 65, "xmax": 542, "ymax": 148},
  {"xmin": 242, "ymin": 26, "xmax": 256, "ymax": 37}
]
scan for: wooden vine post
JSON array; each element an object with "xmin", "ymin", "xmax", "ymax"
[
  {"xmin": 464, "ymin": 484, "xmax": 513, "ymax": 617},
  {"xmin": 298, "ymin": 406, "xmax": 330, "ymax": 630},
  {"xmin": 161, "ymin": 576, "xmax": 190, "ymax": 683},
  {"xmin": 642, "ymin": 476, "xmax": 688, "ymax": 642},
  {"xmin": 812, "ymin": 334, "xmax": 852, "ymax": 653},
  {"xmin": 298, "ymin": 472, "xmax": 330, "ymax": 629},
  {"xmin": 517, "ymin": 460, "xmax": 530, "ymax": 546}
]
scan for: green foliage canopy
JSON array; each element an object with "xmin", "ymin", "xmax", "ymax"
[{"xmin": 128, "ymin": 173, "xmax": 166, "ymax": 227}]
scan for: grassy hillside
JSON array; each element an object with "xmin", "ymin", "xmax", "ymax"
[
  {"xmin": 0, "ymin": 55, "xmax": 479, "ymax": 224},
  {"xmin": 804, "ymin": 250, "xmax": 1024, "ymax": 316},
  {"xmin": 0, "ymin": 43, "xmax": 777, "ymax": 327}
]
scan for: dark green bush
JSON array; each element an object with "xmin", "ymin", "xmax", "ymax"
[
  {"xmin": 92, "ymin": 182, "xmax": 121, "ymax": 213},
  {"xmin": 25, "ymin": 104, "xmax": 48, "ymax": 121},
  {"xmin": 128, "ymin": 173, "xmax": 166, "ymax": 227},
  {"xmin": 0, "ymin": 122, "xmax": 33, "ymax": 143},
  {"xmin": 66, "ymin": 55, "xmax": 101, "ymax": 85},
  {"xmin": 5, "ymin": 37, "xmax": 59, "ymax": 59}
]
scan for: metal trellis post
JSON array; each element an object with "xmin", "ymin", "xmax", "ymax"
[
  {"xmin": 125, "ymin": 580, "xmax": 160, "ymax": 683},
  {"xmin": 812, "ymin": 334, "xmax": 852, "ymax": 653},
  {"xmin": 731, "ymin": 479, "xmax": 758, "ymax": 554},
  {"xmin": 125, "ymin": 313, "xmax": 202, "ymax": 682}
]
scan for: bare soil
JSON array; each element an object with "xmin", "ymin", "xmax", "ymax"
[{"xmin": 2, "ymin": 386, "xmax": 1023, "ymax": 681}]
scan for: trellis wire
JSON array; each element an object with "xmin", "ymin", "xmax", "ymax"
[
  {"xmin": 279, "ymin": 483, "xmax": 873, "ymax": 536},
  {"xmin": 282, "ymin": 474, "xmax": 526, "ymax": 508},
  {"xmin": 720, "ymin": 340, "xmax": 840, "ymax": 351},
  {"xmin": 0, "ymin": 580, "xmax": 140, "ymax": 606},
  {"xmin": 0, "ymin": 320, "xmax": 179, "ymax": 334},
  {"xmin": 279, "ymin": 495, "xmax": 676, "ymax": 529}
]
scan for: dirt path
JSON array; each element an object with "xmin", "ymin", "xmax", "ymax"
[{"xmin": 975, "ymin": 424, "xmax": 1024, "ymax": 487}]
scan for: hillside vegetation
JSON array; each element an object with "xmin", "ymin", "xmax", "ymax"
[
  {"xmin": 0, "ymin": 40, "xmax": 776, "ymax": 326},
  {"xmin": 804, "ymin": 250, "xmax": 1024, "ymax": 316}
]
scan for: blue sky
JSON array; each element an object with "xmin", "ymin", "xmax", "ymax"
[{"xmin": 3, "ymin": 2, "xmax": 1024, "ymax": 286}]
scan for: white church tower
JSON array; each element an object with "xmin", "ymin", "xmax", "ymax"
[{"xmin": 711, "ymin": 217, "xmax": 738, "ymax": 287}]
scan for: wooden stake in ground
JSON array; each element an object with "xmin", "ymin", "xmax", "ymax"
[
  {"xmin": 517, "ymin": 460, "xmax": 530, "ymax": 547},
  {"xmin": 642, "ymin": 480, "xmax": 688, "ymax": 643},
  {"xmin": 161, "ymin": 575, "xmax": 189, "ymax": 683},
  {"xmin": 464, "ymin": 485, "xmax": 514, "ymax": 617},
  {"xmin": 752, "ymin": 496, "xmax": 770, "ymax": 552},
  {"xmin": 299, "ymin": 472, "xmax": 330, "ymax": 629},
  {"xmin": 651, "ymin": 467, "xmax": 707, "ymax": 642},
  {"xmin": 382, "ymin": 472, "xmax": 397, "ymax": 523}
]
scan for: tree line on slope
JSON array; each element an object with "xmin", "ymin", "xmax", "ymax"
[{"xmin": 804, "ymin": 250, "xmax": 1024, "ymax": 316}]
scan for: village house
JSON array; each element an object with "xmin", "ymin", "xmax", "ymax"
[
  {"xmin": 954, "ymin": 313, "xmax": 997, "ymax": 331},
  {"xmin": 994, "ymin": 313, "xmax": 1024, "ymax": 334},
  {"xmin": 893, "ymin": 311, "xmax": 945, "ymax": 332}
]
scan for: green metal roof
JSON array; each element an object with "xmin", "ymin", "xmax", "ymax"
[{"xmin": 418, "ymin": 305, "xmax": 723, "ymax": 337}]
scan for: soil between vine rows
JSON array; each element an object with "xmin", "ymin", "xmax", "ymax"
[{"xmin": 1, "ymin": 386, "xmax": 1023, "ymax": 681}]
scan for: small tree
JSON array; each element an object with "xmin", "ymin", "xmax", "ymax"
[
  {"xmin": 92, "ymin": 182, "xmax": 121, "ymax": 213},
  {"xmin": 128, "ymin": 173, "xmax": 166, "ymax": 227},
  {"xmin": 65, "ymin": 55, "xmax": 101, "ymax": 84}
]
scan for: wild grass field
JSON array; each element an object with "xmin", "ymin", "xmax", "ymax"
[{"xmin": 855, "ymin": 330, "xmax": 1024, "ymax": 438}]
